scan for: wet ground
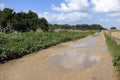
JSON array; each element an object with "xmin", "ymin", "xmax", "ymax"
[{"xmin": 0, "ymin": 32, "xmax": 117, "ymax": 80}]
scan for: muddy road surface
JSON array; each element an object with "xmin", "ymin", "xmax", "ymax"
[{"xmin": 0, "ymin": 32, "xmax": 117, "ymax": 80}]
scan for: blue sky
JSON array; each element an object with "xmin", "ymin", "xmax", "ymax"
[{"xmin": 0, "ymin": 0, "xmax": 120, "ymax": 29}]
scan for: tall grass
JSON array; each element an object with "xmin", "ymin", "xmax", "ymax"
[
  {"xmin": 0, "ymin": 31, "xmax": 94, "ymax": 63},
  {"xmin": 105, "ymin": 33, "xmax": 120, "ymax": 71}
]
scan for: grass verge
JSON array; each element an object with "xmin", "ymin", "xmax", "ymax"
[
  {"xmin": 104, "ymin": 32, "xmax": 120, "ymax": 71},
  {"xmin": 0, "ymin": 31, "xmax": 94, "ymax": 63}
]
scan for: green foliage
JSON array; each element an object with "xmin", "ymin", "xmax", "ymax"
[
  {"xmin": 0, "ymin": 31, "xmax": 94, "ymax": 62},
  {"xmin": 0, "ymin": 8, "xmax": 48, "ymax": 32},
  {"xmin": 48, "ymin": 24, "xmax": 105, "ymax": 31},
  {"xmin": 105, "ymin": 33, "xmax": 120, "ymax": 70},
  {"xmin": 0, "ymin": 8, "xmax": 14, "ymax": 33},
  {"xmin": 38, "ymin": 18, "xmax": 48, "ymax": 32}
]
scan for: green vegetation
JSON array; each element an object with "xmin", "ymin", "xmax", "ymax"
[
  {"xmin": 48, "ymin": 24, "xmax": 106, "ymax": 31},
  {"xmin": 0, "ymin": 8, "xmax": 48, "ymax": 33},
  {"xmin": 0, "ymin": 8, "xmax": 104, "ymax": 63},
  {"xmin": 105, "ymin": 33, "xmax": 120, "ymax": 71},
  {"xmin": 0, "ymin": 8, "xmax": 105, "ymax": 33},
  {"xmin": 0, "ymin": 31, "xmax": 94, "ymax": 63}
]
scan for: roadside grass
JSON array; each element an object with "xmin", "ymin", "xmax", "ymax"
[
  {"xmin": 104, "ymin": 33, "xmax": 120, "ymax": 71},
  {"xmin": 0, "ymin": 31, "xmax": 94, "ymax": 63}
]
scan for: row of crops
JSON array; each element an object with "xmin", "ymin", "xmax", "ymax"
[
  {"xmin": 0, "ymin": 31, "xmax": 94, "ymax": 63},
  {"xmin": 105, "ymin": 33, "xmax": 120, "ymax": 71}
]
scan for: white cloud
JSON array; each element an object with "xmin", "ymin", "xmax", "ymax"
[
  {"xmin": 49, "ymin": 0, "xmax": 90, "ymax": 23},
  {"xmin": 117, "ymin": 18, "xmax": 120, "ymax": 22},
  {"xmin": 99, "ymin": 19, "xmax": 109, "ymax": 22},
  {"xmin": 91, "ymin": 0, "xmax": 120, "ymax": 13},
  {"xmin": 0, "ymin": 3, "xmax": 5, "ymax": 10},
  {"xmin": 52, "ymin": 0, "xmax": 89, "ymax": 12},
  {"xmin": 39, "ymin": 0, "xmax": 120, "ymax": 25},
  {"xmin": 108, "ymin": 13, "xmax": 120, "ymax": 18},
  {"xmin": 39, "ymin": 12, "xmax": 89, "ymax": 22}
]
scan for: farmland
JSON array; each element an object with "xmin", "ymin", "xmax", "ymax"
[
  {"xmin": 0, "ymin": 31, "xmax": 94, "ymax": 63},
  {"xmin": 105, "ymin": 31, "xmax": 120, "ymax": 73},
  {"xmin": 111, "ymin": 31, "xmax": 120, "ymax": 38},
  {"xmin": 111, "ymin": 31, "xmax": 120, "ymax": 44}
]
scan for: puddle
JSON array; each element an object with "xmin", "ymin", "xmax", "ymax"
[
  {"xmin": 91, "ymin": 33, "xmax": 100, "ymax": 37},
  {"xmin": 48, "ymin": 33, "xmax": 102, "ymax": 72},
  {"xmin": 48, "ymin": 51, "xmax": 99, "ymax": 72},
  {"xmin": 70, "ymin": 43, "xmax": 96, "ymax": 48},
  {"xmin": 69, "ymin": 37, "xmax": 97, "ymax": 48},
  {"xmin": 101, "ymin": 48, "xmax": 107, "ymax": 53}
]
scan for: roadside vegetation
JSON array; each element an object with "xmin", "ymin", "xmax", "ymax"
[
  {"xmin": 105, "ymin": 33, "xmax": 120, "ymax": 72},
  {"xmin": 0, "ymin": 8, "xmax": 106, "ymax": 63},
  {"xmin": 0, "ymin": 31, "xmax": 94, "ymax": 63}
]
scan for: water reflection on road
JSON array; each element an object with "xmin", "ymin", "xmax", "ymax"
[
  {"xmin": 48, "ymin": 33, "xmax": 102, "ymax": 72},
  {"xmin": 48, "ymin": 52, "xmax": 99, "ymax": 71}
]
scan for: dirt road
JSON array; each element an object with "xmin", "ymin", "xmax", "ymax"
[{"xmin": 0, "ymin": 32, "xmax": 117, "ymax": 80}]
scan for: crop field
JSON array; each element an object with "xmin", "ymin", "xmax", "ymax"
[
  {"xmin": 105, "ymin": 30, "xmax": 120, "ymax": 45},
  {"xmin": 111, "ymin": 31, "xmax": 120, "ymax": 44},
  {"xmin": 0, "ymin": 31, "xmax": 94, "ymax": 63},
  {"xmin": 111, "ymin": 31, "xmax": 120, "ymax": 38}
]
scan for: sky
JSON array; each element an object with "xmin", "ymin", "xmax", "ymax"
[{"xmin": 0, "ymin": 0, "xmax": 120, "ymax": 29}]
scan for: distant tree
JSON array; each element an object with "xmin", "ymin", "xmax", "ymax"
[
  {"xmin": 110, "ymin": 27, "xmax": 117, "ymax": 30},
  {"xmin": 48, "ymin": 24, "xmax": 55, "ymax": 32},
  {"xmin": 0, "ymin": 8, "xmax": 50, "ymax": 33},
  {"xmin": 27, "ymin": 10, "xmax": 38, "ymax": 31},
  {"xmin": 12, "ymin": 12, "xmax": 30, "ymax": 32},
  {"xmin": 76, "ymin": 24, "xmax": 90, "ymax": 30},
  {"xmin": 90, "ymin": 24, "xmax": 104, "ymax": 30},
  {"xmin": 38, "ymin": 17, "xmax": 48, "ymax": 32},
  {"xmin": 0, "ymin": 8, "xmax": 14, "ymax": 33},
  {"xmin": 48, "ymin": 24, "xmax": 105, "ymax": 31}
]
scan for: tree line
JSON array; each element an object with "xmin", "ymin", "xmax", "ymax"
[
  {"xmin": 49, "ymin": 24, "xmax": 106, "ymax": 32},
  {"xmin": 0, "ymin": 8, "xmax": 106, "ymax": 33},
  {"xmin": 0, "ymin": 8, "xmax": 48, "ymax": 33}
]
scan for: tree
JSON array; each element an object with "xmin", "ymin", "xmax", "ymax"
[
  {"xmin": 48, "ymin": 24, "xmax": 55, "ymax": 32},
  {"xmin": 110, "ymin": 27, "xmax": 117, "ymax": 30},
  {"xmin": 90, "ymin": 24, "xmax": 104, "ymax": 30},
  {"xmin": 0, "ymin": 8, "xmax": 14, "ymax": 33},
  {"xmin": 12, "ymin": 12, "xmax": 30, "ymax": 32},
  {"xmin": 0, "ymin": 8, "xmax": 50, "ymax": 33},
  {"xmin": 27, "ymin": 10, "xmax": 39, "ymax": 31},
  {"xmin": 38, "ymin": 18, "xmax": 48, "ymax": 32},
  {"xmin": 11, "ymin": 10, "xmax": 46, "ymax": 32}
]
